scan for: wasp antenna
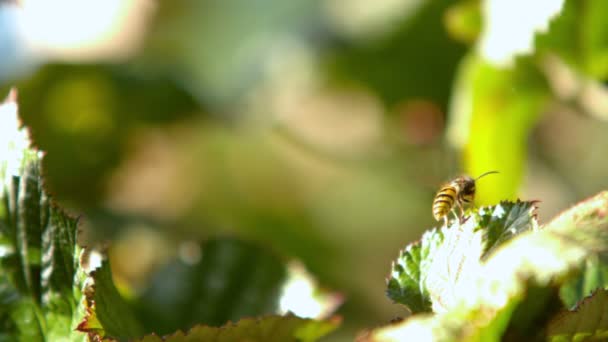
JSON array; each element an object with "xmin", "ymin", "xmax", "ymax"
[{"xmin": 475, "ymin": 170, "xmax": 499, "ymax": 180}]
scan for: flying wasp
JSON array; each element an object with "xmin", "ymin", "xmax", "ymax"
[{"xmin": 432, "ymin": 171, "xmax": 499, "ymax": 226}]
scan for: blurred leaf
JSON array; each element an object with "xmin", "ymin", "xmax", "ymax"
[
  {"xmin": 16, "ymin": 63, "xmax": 198, "ymax": 206},
  {"xmin": 77, "ymin": 260, "xmax": 144, "ymax": 340},
  {"xmin": 371, "ymin": 191, "xmax": 608, "ymax": 341},
  {"xmin": 444, "ymin": 0, "xmax": 482, "ymax": 44},
  {"xmin": 325, "ymin": 0, "xmax": 465, "ymax": 107},
  {"xmin": 481, "ymin": 0, "xmax": 608, "ymax": 80},
  {"xmin": 0, "ymin": 85, "xmax": 10, "ymax": 100},
  {"xmin": 548, "ymin": 289, "xmax": 608, "ymax": 341},
  {"xmin": 386, "ymin": 228, "xmax": 443, "ymax": 313},
  {"xmin": 560, "ymin": 255, "xmax": 608, "ymax": 309},
  {"xmin": 5, "ymin": 297, "xmax": 43, "ymax": 342},
  {"xmin": 142, "ymin": 0, "xmax": 320, "ymax": 106},
  {"xmin": 536, "ymin": 0, "xmax": 608, "ymax": 80},
  {"xmin": 448, "ymin": 54, "xmax": 550, "ymax": 204},
  {"xmin": 502, "ymin": 283, "xmax": 564, "ymax": 341},
  {"xmin": 186, "ymin": 128, "xmax": 337, "ymax": 285},
  {"xmin": 387, "ymin": 201, "xmax": 537, "ymax": 313},
  {"xmin": 0, "ymin": 271, "xmax": 27, "ymax": 341},
  {"xmin": 135, "ymin": 237, "xmax": 287, "ymax": 335},
  {"xmin": 135, "ymin": 314, "xmax": 340, "ymax": 342}
]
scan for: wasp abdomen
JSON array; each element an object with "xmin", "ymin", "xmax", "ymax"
[
  {"xmin": 432, "ymin": 185, "xmax": 458, "ymax": 221},
  {"xmin": 431, "ymin": 171, "xmax": 498, "ymax": 226}
]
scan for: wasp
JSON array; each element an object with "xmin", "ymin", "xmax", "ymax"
[{"xmin": 432, "ymin": 171, "xmax": 499, "ymax": 226}]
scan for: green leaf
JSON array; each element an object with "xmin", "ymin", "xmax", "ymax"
[
  {"xmin": 386, "ymin": 201, "xmax": 537, "ymax": 314},
  {"xmin": 142, "ymin": 0, "xmax": 318, "ymax": 105},
  {"xmin": 16, "ymin": 63, "xmax": 198, "ymax": 206},
  {"xmin": 324, "ymin": 0, "xmax": 465, "ymax": 107},
  {"xmin": 548, "ymin": 289, "xmax": 608, "ymax": 341},
  {"xmin": 447, "ymin": 54, "xmax": 550, "ymax": 204},
  {"xmin": 16, "ymin": 161, "xmax": 43, "ymax": 301},
  {"xmin": 386, "ymin": 228, "xmax": 443, "ymax": 313},
  {"xmin": 536, "ymin": 0, "xmax": 608, "ymax": 80},
  {"xmin": 40, "ymin": 200, "xmax": 78, "ymax": 299},
  {"xmin": 1, "ymin": 91, "xmax": 87, "ymax": 341},
  {"xmin": 444, "ymin": 0, "xmax": 482, "ymax": 44},
  {"xmin": 77, "ymin": 259, "xmax": 144, "ymax": 340},
  {"xmin": 501, "ymin": 283, "xmax": 564, "ymax": 340},
  {"xmin": 135, "ymin": 237, "xmax": 287, "ymax": 335},
  {"xmin": 560, "ymin": 255, "xmax": 608, "ymax": 309},
  {"xmin": 40, "ymin": 205, "xmax": 84, "ymax": 342},
  {"xmin": 375, "ymin": 192, "xmax": 608, "ymax": 340},
  {"xmin": 0, "ymin": 271, "xmax": 24, "ymax": 340},
  {"xmin": 134, "ymin": 314, "xmax": 341, "ymax": 342},
  {"xmin": 8, "ymin": 297, "xmax": 44, "ymax": 342},
  {"xmin": 428, "ymin": 201, "xmax": 539, "ymax": 313},
  {"xmin": 477, "ymin": 200, "xmax": 539, "ymax": 258}
]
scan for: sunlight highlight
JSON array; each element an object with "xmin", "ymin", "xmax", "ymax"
[
  {"xmin": 480, "ymin": 0, "xmax": 565, "ymax": 66},
  {"xmin": 80, "ymin": 248, "xmax": 104, "ymax": 274},
  {"xmin": 373, "ymin": 316, "xmax": 435, "ymax": 342},
  {"xmin": 22, "ymin": 0, "xmax": 153, "ymax": 60},
  {"xmin": 279, "ymin": 262, "xmax": 342, "ymax": 319},
  {"xmin": 0, "ymin": 89, "xmax": 32, "ymax": 192}
]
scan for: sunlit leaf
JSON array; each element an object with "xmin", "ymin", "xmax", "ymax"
[
  {"xmin": 372, "ymin": 192, "xmax": 608, "ymax": 341},
  {"xmin": 134, "ymin": 314, "xmax": 341, "ymax": 342},
  {"xmin": 427, "ymin": 201, "xmax": 539, "ymax": 313},
  {"xmin": 478, "ymin": 200, "xmax": 538, "ymax": 258},
  {"xmin": 0, "ymin": 93, "xmax": 86, "ymax": 341},
  {"xmin": 386, "ymin": 228, "xmax": 443, "ymax": 313},
  {"xmin": 41, "ymin": 203, "xmax": 84, "ymax": 342},
  {"xmin": 479, "ymin": 0, "xmax": 564, "ymax": 65},
  {"xmin": 387, "ymin": 201, "xmax": 537, "ymax": 313},
  {"xmin": 16, "ymin": 161, "xmax": 43, "ymax": 300}
]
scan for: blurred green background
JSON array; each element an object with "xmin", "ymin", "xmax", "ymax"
[{"xmin": 2, "ymin": 0, "xmax": 608, "ymax": 340}]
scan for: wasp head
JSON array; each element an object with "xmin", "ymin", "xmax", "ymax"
[{"xmin": 457, "ymin": 176, "xmax": 476, "ymax": 204}]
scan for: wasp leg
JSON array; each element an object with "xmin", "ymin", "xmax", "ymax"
[
  {"xmin": 455, "ymin": 201, "xmax": 468, "ymax": 224},
  {"xmin": 459, "ymin": 204, "xmax": 465, "ymax": 223},
  {"xmin": 443, "ymin": 215, "xmax": 448, "ymax": 228},
  {"xmin": 450, "ymin": 208, "xmax": 459, "ymax": 226}
]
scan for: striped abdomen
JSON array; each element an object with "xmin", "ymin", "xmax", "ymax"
[{"xmin": 432, "ymin": 183, "xmax": 458, "ymax": 221}]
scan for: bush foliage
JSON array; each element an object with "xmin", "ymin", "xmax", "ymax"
[{"xmin": 2, "ymin": 0, "xmax": 608, "ymax": 341}]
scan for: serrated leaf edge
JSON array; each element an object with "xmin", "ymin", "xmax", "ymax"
[{"xmin": 132, "ymin": 314, "xmax": 342, "ymax": 342}]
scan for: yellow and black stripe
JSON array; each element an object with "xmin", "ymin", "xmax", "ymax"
[
  {"xmin": 431, "ymin": 171, "xmax": 498, "ymax": 226},
  {"xmin": 432, "ymin": 182, "xmax": 459, "ymax": 223}
]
